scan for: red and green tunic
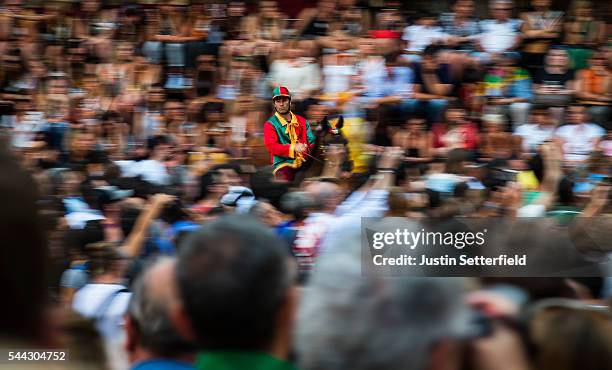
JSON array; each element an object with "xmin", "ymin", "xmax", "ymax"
[{"xmin": 263, "ymin": 112, "xmax": 315, "ymax": 174}]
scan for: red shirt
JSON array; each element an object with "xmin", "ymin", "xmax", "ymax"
[{"xmin": 432, "ymin": 122, "xmax": 479, "ymax": 150}]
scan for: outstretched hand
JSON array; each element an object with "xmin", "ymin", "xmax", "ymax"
[{"xmin": 377, "ymin": 146, "xmax": 403, "ymax": 170}]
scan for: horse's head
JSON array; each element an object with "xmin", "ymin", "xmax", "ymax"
[
  {"xmin": 312, "ymin": 115, "xmax": 353, "ymax": 174},
  {"xmin": 317, "ymin": 115, "xmax": 347, "ymax": 146}
]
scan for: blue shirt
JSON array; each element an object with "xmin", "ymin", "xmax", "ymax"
[
  {"xmin": 383, "ymin": 66, "xmax": 413, "ymax": 98},
  {"xmin": 132, "ymin": 359, "xmax": 195, "ymax": 370}
]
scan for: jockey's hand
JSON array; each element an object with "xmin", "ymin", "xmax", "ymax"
[{"xmin": 295, "ymin": 143, "xmax": 308, "ymax": 155}]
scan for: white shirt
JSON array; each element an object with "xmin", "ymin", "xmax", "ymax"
[
  {"xmin": 357, "ymin": 57, "xmax": 387, "ymax": 98},
  {"xmin": 12, "ymin": 113, "xmax": 47, "ymax": 148},
  {"xmin": 114, "ymin": 159, "xmax": 170, "ymax": 185},
  {"xmin": 514, "ymin": 124, "xmax": 555, "ymax": 153},
  {"xmin": 402, "ymin": 25, "xmax": 447, "ymax": 53},
  {"xmin": 319, "ymin": 190, "xmax": 390, "ymax": 253},
  {"xmin": 268, "ymin": 58, "xmax": 322, "ymax": 100},
  {"xmin": 479, "ymin": 19, "xmax": 522, "ymax": 53},
  {"xmin": 114, "ymin": 160, "xmax": 139, "ymax": 178},
  {"xmin": 322, "ymin": 64, "xmax": 357, "ymax": 94},
  {"xmin": 72, "ymin": 283, "xmax": 131, "ymax": 341},
  {"xmin": 135, "ymin": 159, "xmax": 170, "ymax": 186},
  {"xmin": 555, "ymin": 123, "xmax": 605, "ymax": 162},
  {"xmin": 294, "ymin": 190, "xmax": 389, "ymax": 271}
]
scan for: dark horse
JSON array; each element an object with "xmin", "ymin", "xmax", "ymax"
[{"xmin": 293, "ymin": 115, "xmax": 353, "ymax": 185}]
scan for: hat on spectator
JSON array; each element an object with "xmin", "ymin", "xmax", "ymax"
[
  {"xmin": 220, "ymin": 186, "xmax": 256, "ymax": 213},
  {"xmin": 272, "ymin": 86, "xmax": 291, "ymax": 100},
  {"xmin": 95, "ymin": 186, "xmax": 134, "ymax": 205}
]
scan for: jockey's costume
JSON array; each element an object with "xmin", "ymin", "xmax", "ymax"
[{"xmin": 263, "ymin": 86, "xmax": 315, "ymax": 181}]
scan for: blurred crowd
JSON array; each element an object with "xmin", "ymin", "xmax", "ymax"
[{"xmin": 0, "ymin": 0, "xmax": 611, "ymax": 370}]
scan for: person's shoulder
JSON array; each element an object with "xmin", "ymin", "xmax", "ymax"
[
  {"xmin": 510, "ymin": 18, "xmax": 522, "ymax": 28},
  {"xmin": 265, "ymin": 115, "xmax": 280, "ymax": 125},
  {"xmin": 479, "ymin": 19, "xmax": 493, "ymax": 28},
  {"xmin": 60, "ymin": 267, "xmax": 89, "ymax": 289},
  {"xmin": 132, "ymin": 359, "xmax": 195, "ymax": 370},
  {"xmin": 586, "ymin": 123, "xmax": 605, "ymax": 135},
  {"xmin": 514, "ymin": 123, "xmax": 534, "ymax": 134},
  {"xmin": 555, "ymin": 124, "xmax": 572, "ymax": 134}
]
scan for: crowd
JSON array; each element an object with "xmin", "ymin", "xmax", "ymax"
[{"xmin": 0, "ymin": 0, "xmax": 611, "ymax": 369}]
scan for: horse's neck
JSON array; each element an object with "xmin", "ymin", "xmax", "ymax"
[{"xmin": 312, "ymin": 135, "xmax": 325, "ymax": 157}]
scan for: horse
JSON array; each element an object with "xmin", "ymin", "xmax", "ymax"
[{"xmin": 293, "ymin": 115, "xmax": 353, "ymax": 185}]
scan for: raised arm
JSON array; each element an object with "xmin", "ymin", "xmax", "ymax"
[{"xmin": 121, "ymin": 193, "xmax": 176, "ymax": 258}]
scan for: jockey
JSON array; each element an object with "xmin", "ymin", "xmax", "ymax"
[{"xmin": 263, "ymin": 86, "xmax": 315, "ymax": 181}]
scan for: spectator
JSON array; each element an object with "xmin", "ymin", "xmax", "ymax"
[
  {"xmin": 72, "ymin": 242, "xmax": 131, "ymax": 339},
  {"xmin": 575, "ymin": 51, "xmax": 611, "ymax": 128},
  {"xmin": 72, "ymin": 241, "xmax": 131, "ymax": 369},
  {"xmin": 247, "ymin": 1, "xmax": 287, "ymax": 41},
  {"xmin": 0, "ymin": 140, "xmax": 48, "ymax": 350},
  {"xmin": 175, "ymin": 215, "xmax": 298, "ymax": 368},
  {"xmin": 391, "ymin": 117, "xmax": 433, "ymax": 164},
  {"xmin": 248, "ymin": 199, "xmax": 284, "ymax": 228},
  {"xmin": 401, "ymin": 11, "xmax": 447, "ymax": 62},
  {"xmin": 483, "ymin": 52, "xmax": 533, "ymax": 127},
  {"xmin": 267, "ymin": 39, "xmax": 321, "ymax": 107},
  {"xmin": 432, "ymin": 103, "xmax": 479, "ymax": 156},
  {"xmin": 192, "ymin": 163, "xmax": 242, "ymax": 216},
  {"xmin": 514, "ymin": 105, "xmax": 556, "ymax": 154},
  {"xmin": 382, "ymin": 51, "xmax": 413, "ymax": 102},
  {"xmin": 525, "ymin": 299, "xmax": 612, "ymax": 370},
  {"xmin": 296, "ymin": 233, "xmax": 478, "ymax": 370},
  {"xmin": 126, "ymin": 257, "xmax": 197, "ymax": 370},
  {"xmin": 321, "ymin": 51, "xmax": 358, "ymax": 98},
  {"xmin": 477, "ymin": 0, "xmax": 522, "ymax": 60},
  {"xmin": 355, "ymin": 37, "xmax": 388, "ymax": 104},
  {"xmin": 555, "ymin": 103, "xmax": 605, "ymax": 163},
  {"xmin": 533, "ymin": 47, "xmax": 576, "ymax": 111},
  {"xmin": 564, "ymin": 0, "xmax": 606, "ymax": 70},
  {"xmin": 438, "ymin": 0, "xmax": 481, "ymax": 77},
  {"xmin": 65, "ymin": 129, "xmax": 104, "ymax": 171},
  {"xmin": 439, "ymin": 0, "xmax": 481, "ymax": 54},
  {"xmin": 95, "ymin": 185, "xmax": 134, "ymax": 243},
  {"xmin": 520, "ymin": 0, "xmax": 564, "ymax": 74},
  {"xmin": 295, "ymin": 0, "xmax": 337, "ymax": 39},
  {"xmin": 479, "ymin": 114, "xmax": 518, "ymax": 160},
  {"xmin": 408, "ymin": 45, "xmax": 456, "ymax": 125},
  {"xmin": 305, "ymin": 147, "xmax": 403, "ymax": 270},
  {"xmin": 135, "ymin": 135, "xmax": 172, "ymax": 186}
]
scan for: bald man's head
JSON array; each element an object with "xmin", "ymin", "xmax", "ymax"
[
  {"xmin": 127, "ymin": 257, "xmax": 196, "ymax": 358},
  {"xmin": 304, "ymin": 181, "xmax": 343, "ymax": 213},
  {"xmin": 143, "ymin": 257, "xmax": 178, "ymax": 309}
]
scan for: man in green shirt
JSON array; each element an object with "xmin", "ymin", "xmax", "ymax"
[{"xmin": 173, "ymin": 215, "xmax": 298, "ymax": 370}]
